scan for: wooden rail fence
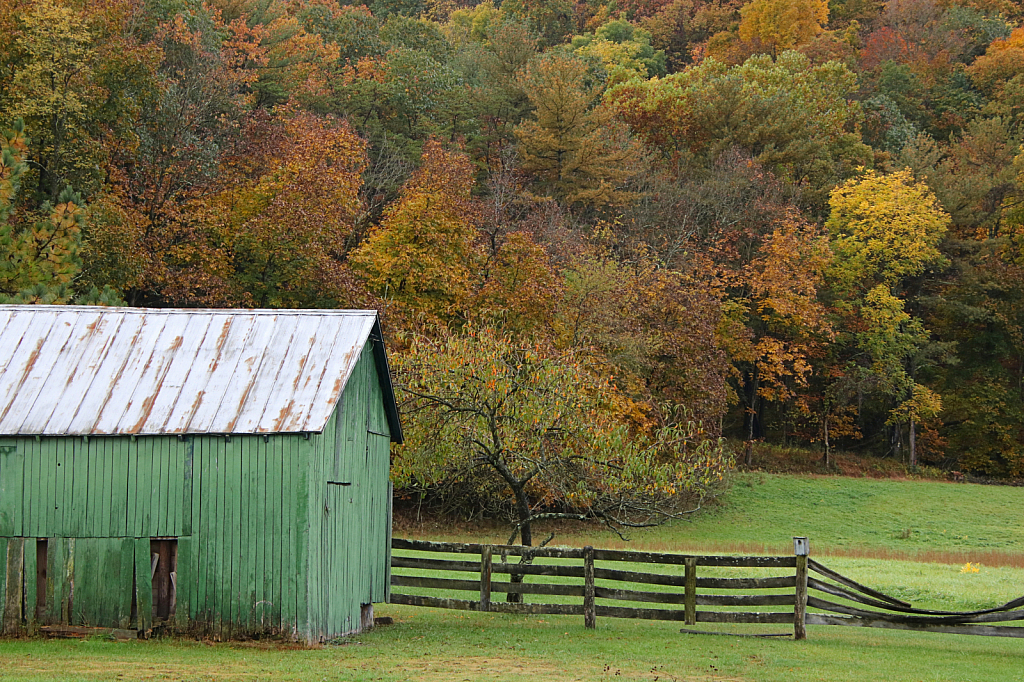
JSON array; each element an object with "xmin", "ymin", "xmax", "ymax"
[{"xmin": 388, "ymin": 538, "xmax": 1024, "ymax": 639}]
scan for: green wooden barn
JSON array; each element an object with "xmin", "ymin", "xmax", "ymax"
[{"xmin": 0, "ymin": 305, "xmax": 401, "ymax": 642}]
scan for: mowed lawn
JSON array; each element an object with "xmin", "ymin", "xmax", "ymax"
[{"xmin": 2, "ymin": 474, "xmax": 1023, "ymax": 681}]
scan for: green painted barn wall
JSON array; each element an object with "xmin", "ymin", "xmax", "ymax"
[
  {"xmin": 304, "ymin": 343, "xmax": 391, "ymax": 642},
  {"xmin": 0, "ymin": 341, "xmax": 393, "ymax": 642}
]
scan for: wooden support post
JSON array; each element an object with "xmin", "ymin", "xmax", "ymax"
[
  {"xmin": 583, "ymin": 546, "xmax": 596, "ymax": 629},
  {"xmin": 794, "ymin": 537, "xmax": 808, "ymax": 640},
  {"xmin": 684, "ymin": 557, "xmax": 697, "ymax": 626},
  {"xmin": 479, "ymin": 546, "xmax": 492, "ymax": 612}
]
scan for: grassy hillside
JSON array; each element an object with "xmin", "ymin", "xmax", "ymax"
[{"xmin": 401, "ymin": 474, "xmax": 1024, "ymax": 565}]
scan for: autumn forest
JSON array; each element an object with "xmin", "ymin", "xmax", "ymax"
[{"xmin": 2, "ymin": 0, "xmax": 1024, "ymax": 531}]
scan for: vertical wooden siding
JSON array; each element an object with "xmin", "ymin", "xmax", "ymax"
[
  {"xmin": 305, "ymin": 343, "xmax": 391, "ymax": 642},
  {"xmin": 0, "ymin": 339, "xmax": 392, "ymax": 642}
]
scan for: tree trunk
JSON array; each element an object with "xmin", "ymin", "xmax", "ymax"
[
  {"xmin": 909, "ymin": 418, "xmax": 917, "ymax": 468},
  {"xmin": 822, "ymin": 412, "xmax": 830, "ymax": 469},
  {"xmin": 744, "ymin": 373, "xmax": 760, "ymax": 467},
  {"xmin": 508, "ymin": 486, "xmax": 533, "ymax": 603}
]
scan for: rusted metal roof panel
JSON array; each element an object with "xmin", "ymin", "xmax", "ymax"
[{"xmin": 0, "ymin": 306, "xmax": 390, "ymax": 436}]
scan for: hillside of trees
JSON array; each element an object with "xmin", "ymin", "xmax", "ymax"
[{"xmin": 2, "ymin": 0, "xmax": 1024, "ymax": 507}]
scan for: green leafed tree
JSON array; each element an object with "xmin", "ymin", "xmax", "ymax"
[
  {"xmin": 392, "ymin": 326, "xmax": 732, "ymax": 551},
  {"xmin": 514, "ymin": 51, "xmax": 642, "ymax": 209},
  {"xmin": 826, "ymin": 168, "xmax": 951, "ymax": 465},
  {"xmin": 0, "ymin": 119, "xmax": 120, "ymax": 305}
]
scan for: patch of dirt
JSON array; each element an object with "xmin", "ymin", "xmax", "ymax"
[
  {"xmin": 390, "ymin": 656, "xmax": 579, "ymax": 681},
  {"xmin": 388, "ymin": 656, "xmax": 746, "ymax": 682}
]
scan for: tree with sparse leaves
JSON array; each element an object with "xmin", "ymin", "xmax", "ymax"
[{"xmin": 393, "ymin": 326, "xmax": 732, "ymax": 552}]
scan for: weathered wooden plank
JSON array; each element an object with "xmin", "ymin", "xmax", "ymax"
[
  {"xmin": 0, "ymin": 443, "xmax": 23, "ymax": 536},
  {"xmin": 391, "ymin": 556, "xmax": 496, "ymax": 573},
  {"xmin": 808, "ymin": 559, "xmax": 910, "ymax": 608},
  {"xmin": 394, "ymin": 555, "xmax": 588, "ymax": 578},
  {"xmin": 182, "ymin": 438, "xmax": 194, "ymax": 537},
  {"xmin": 284, "ymin": 434, "xmax": 301, "ymax": 636},
  {"xmin": 125, "ymin": 439, "xmax": 139, "ymax": 537},
  {"xmin": 583, "ymin": 546, "xmax": 596, "ymax": 629},
  {"xmin": 479, "ymin": 547, "xmax": 491, "ymax": 612},
  {"xmin": 22, "ymin": 439, "xmax": 38, "ymax": 536},
  {"xmin": 805, "ymin": 613, "xmax": 1024, "ymax": 637},
  {"xmin": 243, "ymin": 436, "xmax": 259, "ymax": 632},
  {"xmin": 266, "ymin": 435, "xmax": 281, "ymax": 632},
  {"xmin": 50, "ymin": 441, "xmax": 66, "ymax": 536},
  {"xmin": 0, "ymin": 538, "xmax": 9, "ymax": 632},
  {"xmin": 1, "ymin": 536, "xmax": 19, "ymax": 630},
  {"xmin": 392, "ymin": 538, "xmax": 586, "ymax": 560},
  {"xmin": 389, "ymin": 593, "xmax": 585, "ymax": 616},
  {"xmin": 176, "ymin": 537, "xmax": 192, "ymax": 630},
  {"xmin": 42, "ymin": 538, "xmax": 55, "ymax": 625},
  {"xmin": 39, "ymin": 625, "xmax": 138, "ymax": 640},
  {"xmin": 70, "ymin": 439, "xmax": 90, "ymax": 537},
  {"xmin": 592, "ymin": 548, "xmax": 796, "ymax": 568},
  {"xmin": 24, "ymin": 539, "xmax": 37, "ymax": 632},
  {"xmin": 684, "ymin": 557, "xmax": 696, "ymax": 626},
  {"xmin": 119, "ymin": 539, "xmax": 134, "ymax": 629},
  {"xmin": 696, "ymin": 611, "xmax": 795, "ymax": 624},
  {"xmin": 110, "ymin": 439, "xmax": 129, "ymax": 536},
  {"xmin": 94, "ymin": 439, "xmax": 109, "ymax": 538},
  {"xmin": 195, "ymin": 437, "xmax": 212, "ymax": 636},
  {"xmin": 795, "ymin": 554, "xmax": 808, "ymax": 640},
  {"xmin": 805, "ymin": 597, "xmax": 1024, "ymax": 625},
  {"xmin": 134, "ymin": 538, "xmax": 153, "ymax": 634},
  {"xmin": 593, "ymin": 566, "xmax": 686, "ymax": 587},
  {"xmin": 210, "ymin": 437, "xmax": 226, "ymax": 639},
  {"xmin": 227, "ymin": 436, "xmax": 244, "ymax": 637},
  {"xmin": 594, "ymin": 586, "xmax": 684, "ymax": 604},
  {"xmin": 702, "ymin": 594, "xmax": 796, "ymax": 607},
  {"xmin": 390, "ymin": 574, "xmax": 585, "ymax": 597},
  {"xmin": 596, "ymin": 605, "xmax": 686, "ymax": 621},
  {"xmin": 252, "ymin": 437, "xmax": 266, "ymax": 632}
]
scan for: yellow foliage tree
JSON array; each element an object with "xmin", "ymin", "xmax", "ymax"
[
  {"xmin": 738, "ymin": 0, "xmax": 829, "ymax": 54},
  {"xmin": 826, "ymin": 169, "xmax": 951, "ymax": 465},
  {"xmin": 350, "ymin": 140, "xmax": 482, "ymax": 327}
]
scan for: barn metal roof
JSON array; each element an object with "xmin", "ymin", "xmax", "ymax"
[{"xmin": 0, "ymin": 306, "xmax": 402, "ymax": 440}]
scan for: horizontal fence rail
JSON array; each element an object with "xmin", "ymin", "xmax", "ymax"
[{"xmin": 388, "ymin": 538, "xmax": 1024, "ymax": 639}]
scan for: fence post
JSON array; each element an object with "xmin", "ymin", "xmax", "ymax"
[
  {"xmin": 794, "ymin": 537, "xmax": 809, "ymax": 640},
  {"xmin": 684, "ymin": 557, "xmax": 697, "ymax": 626},
  {"xmin": 479, "ymin": 546, "xmax": 492, "ymax": 612},
  {"xmin": 583, "ymin": 546, "xmax": 596, "ymax": 629}
]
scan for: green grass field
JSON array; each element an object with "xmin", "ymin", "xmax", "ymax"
[
  {"xmin": 401, "ymin": 473, "xmax": 1024, "ymax": 564},
  {"xmin": 2, "ymin": 474, "xmax": 1023, "ymax": 681}
]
